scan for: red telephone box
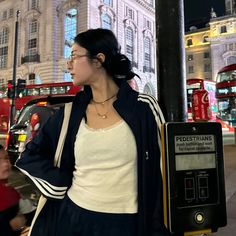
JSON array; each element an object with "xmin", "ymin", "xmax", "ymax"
[{"xmin": 192, "ymin": 89, "xmax": 212, "ymax": 121}]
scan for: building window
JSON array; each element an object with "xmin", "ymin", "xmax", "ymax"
[
  {"xmin": 101, "ymin": 13, "xmax": 112, "ymax": 30},
  {"xmin": 226, "ymin": 1, "xmax": 231, "ymax": 14},
  {"xmin": 28, "ymin": 73, "xmax": 35, "ymax": 84},
  {"xmin": 28, "ymin": 38, "xmax": 37, "ymax": 49},
  {"xmin": 143, "ymin": 83, "xmax": 155, "ymax": 96},
  {"xmin": 204, "ymin": 52, "xmax": 210, "ymax": 59},
  {"xmin": 103, "ymin": 0, "xmax": 112, "ymax": 7},
  {"xmin": 204, "ymin": 64, "xmax": 211, "ymax": 72},
  {"xmin": 149, "ymin": 0, "xmax": 154, "ymax": 7},
  {"xmin": 187, "ymin": 38, "xmax": 193, "ymax": 46},
  {"xmin": 144, "ymin": 37, "xmax": 151, "ymax": 69},
  {"xmin": 144, "ymin": 18, "xmax": 152, "ymax": 30},
  {"xmin": 220, "ymin": 25, "xmax": 227, "ymax": 34},
  {"xmin": 2, "ymin": 11, "xmax": 7, "ymax": 20},
  {"xmin": 64, "ymin": 8, "xmax": 78, "ymax": 58},
  {"xmin": 0, "ymin": 27, "xmax": 8, "ymax": 69},
  {"xmin": 187, "ymin": 54, "xmax": 193, "ymax": 61},
  {"xmin": 229, "ymin": 43, "xmax": 234, "ymax": 50},
  {"xmin": 27, "ymin": 20, "xmax": 38, "ymax": 56},
  {"xmin": 30, "ymin": 20, "xmax": 38, "ymax": 34},
  {"xmin": 30, "ymin": 0, "xmax": 39, "ymax": 10},
  {"xmin": 9, "ymin": 9, "xmax": 14, "ymax": 18},
  {"xmin": 203, "ymin": 36, "xmax": 208, "ymax": 43},
  {"xmin": 188, "ymin": 66, "xmax": 194, "ymax": 74},
  {"xmin": 227, "ymin": 56, "xmax": 236, "ymax": 65},
  {"xmin": 0, "ymin": 78, "xmax": 5, "ymax": 88},
  {"xmin": 28, "ymin": 38, "xmax": 37, "ymax": 56},
  {"xmin": 126, "ymin": 27, "xmax": 134, "ymax": 62},
  {"xmin": 126, "ymin": 7, "xmax": 134, "ymax": 20},
  {"xmin": 64, "ymin": 72, "xmax": 72, "ymax": 82},
  {"xmin": 0, "ymin": 46, "xmax": 8, "ymax": 69},
  {"xmin": 0, "ymin": 28, "xmax": 8, "ymax": 45}
]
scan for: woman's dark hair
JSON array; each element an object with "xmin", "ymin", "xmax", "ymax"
[
  {"xmin": 0, "ymin": 144, "xmax": 3, "ymax": 150},
  {"xmin": 74, "ymin": 28, "xmax": 137, "ymax": 83}
]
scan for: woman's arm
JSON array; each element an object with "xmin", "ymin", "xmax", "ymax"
[
  {"xmin": 15, "ymin": 107, "xmax": 71, "ymax": 200},
  {"xmin": 139, "ymin": 94, "xmax": 170, "ymax": 236}
]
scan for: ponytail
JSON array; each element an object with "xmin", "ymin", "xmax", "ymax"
[{"xmin": 105, "ymin": 53, "xmax": 139, "ymax": 82}]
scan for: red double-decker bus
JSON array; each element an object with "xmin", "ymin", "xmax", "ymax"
[
  {"xmin": 187, "ymin": 78, "xmax": 234, "ymax": 132},
  {"xmin": 0, "ymin": 82, "xmax": 80, "ymax": 133},
  {"xmin": 216, "ymin": 64, "xmax": 236, "ymax": 127}
]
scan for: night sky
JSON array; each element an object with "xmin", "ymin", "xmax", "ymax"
[{"xmin": 184, "ymin": 0, "xmax": 226, "ymax": 22}]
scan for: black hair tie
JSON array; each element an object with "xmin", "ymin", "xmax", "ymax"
[{"xmin": 111, "ymin": 54, "xmax": 132, "ymax": 80}]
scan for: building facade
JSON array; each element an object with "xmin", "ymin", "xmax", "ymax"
[
  {"xmin": 0, "ymin": 0, "xmax": 157, "ymax": 96},
  {"xmin": 185, "ymin": 0, "xmax": 236, "ymax": 81},
  {"xmin": 185, "ymin": 27, "xmax": 212, "ymax": 80}
]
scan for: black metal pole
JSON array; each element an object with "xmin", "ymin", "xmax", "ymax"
[
  {"xmin": 10, "ymin": 10, "xmax": 20, "ymax": 127},
  {"xmin": 156, "ymin": 0, "xmax": 187, "ymax": 122}
]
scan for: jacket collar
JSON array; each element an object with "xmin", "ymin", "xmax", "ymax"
[{"xmin": 113, "ymin": 82, "xmax": 139, "ymax": 125}]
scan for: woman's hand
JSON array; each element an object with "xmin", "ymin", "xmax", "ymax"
[{"xmin": 9, "ymin": 214, "xmax": 26, "ymax": 231}]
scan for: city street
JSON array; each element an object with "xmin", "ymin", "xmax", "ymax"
[{"xmin": 212, "ymin": 144, "xmax": 236, "ymax": 236}]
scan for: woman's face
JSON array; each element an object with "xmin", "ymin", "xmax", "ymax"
[
  {"xmin": 67, "ymin": 44, "xmax": 97, "ymax": 86},
  {"xmin": 0, "ymin": 150, "xmax": 11, "ymax": 180}
]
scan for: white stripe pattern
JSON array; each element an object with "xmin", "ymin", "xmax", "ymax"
[
  {"xmin": 16, "ymin": 167, "xmax": 67, "ymax": 199},
  {"xmin": 138, "ymin": 93, "xmax": 165, "ymax": 173}
]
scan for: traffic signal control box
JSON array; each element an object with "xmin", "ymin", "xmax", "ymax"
[
  {"xmin": 17, "ymin": 79, "xmax": 26, "ymax": 96},
  {"xmin": 162, "ymin": 122, "xmax": 227, "ymax": 235}
]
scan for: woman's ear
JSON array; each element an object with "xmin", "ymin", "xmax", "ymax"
[
  {"xmin": 96, "ymin": 53, "xmax": 105, "ymax": 63},
  {"xmin": 93, "ymin": 53, "xmax": 105, "ymax": 68}
]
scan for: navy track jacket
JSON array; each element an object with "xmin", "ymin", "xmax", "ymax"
[{"xmin": 16, "ymin": 81, "xmax": 170, "ymax": 236}]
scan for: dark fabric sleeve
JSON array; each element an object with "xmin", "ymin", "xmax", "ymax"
[
  {"xmin": 143, "ymin": 96, "xmax": 170, "ymax": 236},
  {"xmin": 0, "ymin": 204, "xmax": 20, "ymax": 236},
  {"xmin": 151, "ymin": 101, "xmax": 171, "ymax": 236},
  {"xmin": 15, "ymin": 107, "xmax": 71, "ymax": 200}
]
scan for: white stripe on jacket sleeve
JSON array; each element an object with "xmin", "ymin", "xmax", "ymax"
[
  {"xmin": 138, "ymin": 94, "xmax": 165, "ymax": 172},
  {"xmin": 16, "ymin": 167, "xmax": 67, "ymax": 199}
]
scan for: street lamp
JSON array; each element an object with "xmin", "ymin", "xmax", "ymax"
[{"xmin": 10, "ymin": 10, "xmax": 20, "ymax": 127}]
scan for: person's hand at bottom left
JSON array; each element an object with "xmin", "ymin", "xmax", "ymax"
[{"xmin": 9, "ymin": 214, "xmax": 26, "ymax": 231}]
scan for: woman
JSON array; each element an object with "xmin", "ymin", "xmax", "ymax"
[{"xmin": 16, "ymin": 28, "xmax": 170, "ymax": 236}]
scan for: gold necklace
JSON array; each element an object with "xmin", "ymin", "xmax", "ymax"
[
  {"xmin": 93, "ymin": 103, "xmax": 109, "ymax": 119},
  {"xmin": 92, "ymin": 94, "xmax": 117, "ymax": 105}
]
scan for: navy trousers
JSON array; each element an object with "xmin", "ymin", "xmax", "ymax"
[{"xmin": 56, "ymin": 195, "xmax": 137, "ymax": 236}]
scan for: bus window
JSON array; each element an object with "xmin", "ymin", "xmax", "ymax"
[
  {"xmin": 187, "ymin": 89, "xmax": 193, "ymax": 109},
  {"xmin": 216, "ymin": 64, "xmax": 236, "ymax": 126},
  {"xmin": 39, "ymin": 87, "xmax": 50, "ymax": 95},
  {"xmin": 51, "ymin": 86, "xmax": 66, "ymax": 94},
  {"xmin": 217, "ymin": 72, "xmax": 229, "ymax": 82},
  {"xmin": 28, "ymin": 88, "xmax": 40, "ymax": 96},
  {"xmin": 0, "ymin": 91, "xmax": 6, "ymax": 98},
  {"xmin": 65, "ymin": 86, "xmax": 71, "ymax": 92},
  {"xmin": 204, "ymin": 83, "xmax": 215, "ymax": 92},
  {"xmin": 18, "ymin": 88, "xmax": 27, "ymax": 97}
]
